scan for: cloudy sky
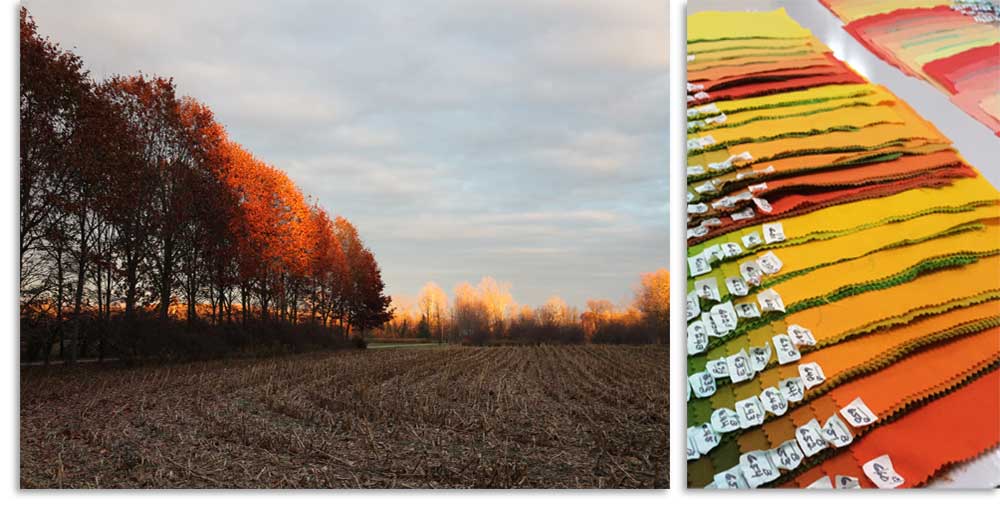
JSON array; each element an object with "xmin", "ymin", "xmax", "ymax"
[{"xmin": 24, "ymin": 0, "xmax": 669, "ymax": 308}]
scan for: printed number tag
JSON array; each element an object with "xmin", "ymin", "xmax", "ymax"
[
  {"xmin": 821, "ymin": 414, "xmax": 854, "ymax": 448},
  {"xmin": 739, "ymin": 450, "xmax": 780, "ymax": 488},
  {"xmin": 688, "ymin": 371, "xmax": 717, "ymax": 398},
  {"xmin": 762, "ymin": 222, "xmax": 785, "ymax": 244},
  {"xmin": 695, "ymin": 277, "xmax": 721, "ymax": 302},
  {"xmin": 686, "ymin": 291, "xmax": 700, "ymax": 321},
  {"xmin": 721, "ymin": 242, "xmax": 743, "ymax": 258},
  {"xmin": 772, "ymin": 334, "xmax": 801, "ymax": 364},
  {"xmin": 787, "ymin": 324, "xmax": 817, "ymax": 346},
  {"xmin": 768, "ymin": 440, "xmax": 804, "ymax": 471},
  {"xmin": 704, "ymin": 244, "xmax": 724, "ymax": 262},
  {"xmin": 710, "ymin": 301, "xmax": 739, "ymax": 333},
  {"xmin": 735, "ymin": 302, "xmax": 761, "ymax": 319},
  {"xmin": 742, "ymin": 231, "xmax": 763, "ymax": 249},
  {"xmin": 798, "ymin": 362, "xmax": 826, "ymax": 389},
  {"xmin": 688, "ymin": 253, "xmax": 711, "ymax": 277},
  {"xmin": 835, "ymin": 475, "xmax": 861, "ymax": 489},
  {"xmin": 731, "ymin": 208, "xmax": 756, "ymax": 221},
  {"xmin": 759, "ymin": 386, "xmax": 788, "ymax": 416},
  {"xmin": 839, "ymin": 397, "xmax": 878, "ymax": 427},
  {"xmin": 757, "ymin": 251, "xmax": 783, "ymax": 274},
  {"xmin": 795, "ymin": 418, "xmax": 828, "ymax": 457},
  {"xmin": 735, "ymin": 395, "xmax": 765, "ymax": 428},
  {"xmin": 687, "ymin": 320, "xmax": 708, "ymax": 355},
  {"xmin": 740, "ymin": 260, "xmax": 763, "ymax": 286},
  {"xmin": 688, "ymin": 203, "xmax": 709, "ymax": 214},
  {"xmin": 749, "ymin": 343, "xmax": 771, "ymax": 372},
  {"xmin": 714, "ymin": 465, "xmax": 749, "ymax": 489},
  {"xmin": 726, "ymin": 349, "xmax": 754, "ymax": 384},
  {"xmin": 687, "ymin": 433, "xmax": 700, "ymax": 460},
  {"xmin": 710, "ymin": 407, "xmax": 741, "ymax": 433},
  {"xmin": 706, "ymin": 358, "xmax": 729, "ymax": 378},
  {"xmin": 692, "ymin": 423, "xmax": 721, "ymax": 455},
  {"xmin": 779, "ymin": 377, "xmax": 805, "ymax": 402},
  {"xmin": 703, "ymin": 312, "xmax": 725, "ymax": 337},
  {"xmin": 863, "ymin": 454, "xmax": 905, "ymax": 489},
  {"xmin": 757, "ymin": 289, "xmax": 786, "ymax": 313},
  {"xmin": 726, "ymin": 276, "xmax": 749, "ymax": 296}
]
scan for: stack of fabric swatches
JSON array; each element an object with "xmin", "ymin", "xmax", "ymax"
[
  {"xmin": 685, "ymin": 8, "xmax": 1000, "ymax": 489},
  {"xmin": 819, "ymin": 0, "xmax": 1000, "ymax": 135}
]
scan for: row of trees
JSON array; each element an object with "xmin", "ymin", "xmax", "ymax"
[
  {"xmin": 378, "ymin": 270, "xmax": 670, "ymax": 345},
  {"xmin": 19, "ymin": 8, "xmax": 392, "ymax": 364}
]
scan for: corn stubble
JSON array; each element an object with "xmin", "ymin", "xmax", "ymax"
[{"xmin": 21, "ymin": 345, "xmax": 668, "ymax": 488}]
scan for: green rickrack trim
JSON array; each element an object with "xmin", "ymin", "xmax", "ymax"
[
  {"xmin": 688, "ymin": 100, "xmax": 890, "ymax": 135},
  {"xmin": 686, "ymin": 89, "xmax": 875, "ymax": 122},
  {"xmin": 701, "ymin": 250, "xmax": 999, "ymax": 352}
]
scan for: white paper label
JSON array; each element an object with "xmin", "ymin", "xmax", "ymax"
[
  {"xmin": 740, "ymin": 450, "xmax": 780, "ymax": 488},
  {"xmin": 725, "ymin": 276, "xmax": 749, "ymax": 297},
  {"xmin": 740, "ymin": 260, "xmax": 763, "ymax": 286},
  {"xmin": 695, "ymin": 277, "xmax": 721, "ymax": 302},
  {"xmin": 688, "ymin": 253, "xmax": 711, "ymax": 277},
  {"xmin": 799, "ymin": 362, "xmax": 826, "ymax": 389},
  {"xmin": 687, "ymin": 320, "xmax": 709, "ymax": 355},
  {"xmin": 687, "ymin": 432, "xmax": 700, "ymax": 460},
  {"xmin": 689, "ymin": 371, "xmax": 717, "ymax": 398},
  {"xmin": 787, "ymin": 324, "xmax": 817, "ymax": 347},
  {"xmin": 710, "ymin": 407, "xmax": 741, "ymax": 433},
  {"xmin": 806, "ymin": 476, "xmax": 834, "ymax": 489},
  {"xmin": 731, "ymin": 208, "xmax": 756, "ymax": 221},
  {"xmin": 686, "ymin": 290, "xmax": 700, "ymax": 321},
  {"xmin": 703, "ymin": 312, "xmax": 725, "ymax": 337},
  {"xmin": 704, "ymin": 244, "xmax": 724, "ymax": 262},
  {"xmin": 753, "ymin": 197, "xmax": 773, "ymax": 214},
  {"xmin": 748, "ymin": 182, "xmax": 768, "ymax": 194},
  {"xmin": 772, "ymin": 334, "xmax": 801, "ymax": 364},
  {"xmin": 760, "ymin": 386, "xmax": 788, "ymax": 416},
  {"xmin": 835, "ymin": 475, "xmax": 861, "ymax": 489},
  {"xmin": 735, "ymin": 395, "xmax": 765, "ymax": 428},
  {"xmin": 749, "ymin": 343, "xmax": 771, "ymax": 372},
  {"xmin": 795, "ymin": 418, "xmax": 828, "ymax": 457},
  {"xmin": 710, "ymin": 301, "xmax": 739, "ymax": 333},
  {"xmin": 687, "ymin": 135, "xmax": 715, "ymax": 151},
  {"xmin": 821, "ymin": 414, "xmax": 854, "ymax": 448},
  {"xmin": 694, "ymin": 91, "xmax": 710, "ymax": 101},
  {"xmin": 757, "ymin": 251, "xmax": 783, "ymax": 275},
  {"xmin": 762, "ymin": 222, "xmax": 786, "ymax": 244},
  {"xmin": 769, "ymin": 440, "xmax": 804, "ymax": 471},
  {"xmin": 779, "ymin": 377, "xmax": 805, "ymax": 402},
  {"xmin": 687, "ymin": 82, "xmax": 704, "ymax": 92},
  {"xmin": 721, "ymin": 242, "xmax": 743, "ymax": 258},
  {"xmin": 714, "ymin": 465, "xmax": 749, "ymax": 489},
  {"xmin": 692, "ymin": 422, "xmax": 721, "ymax": 455},
  {"xmin": 688, "ymin": 203, "xmax": 709, "ymax": 214},
  {"xmin": 700, "ymin": 217, "xmax": 722, "ymax": 228},
  {"xmin": 688, "ymin": 225, "xmax": 709, "ymax": 239},
  {"xmin": 742, "ymin": 231, "xmax": 763, "ymax": 249},
  {"xmin": 706, "ymin": 357, "xmax": 729, "ymax": 378},
  {"xmin": 726, "ymin": 349, "xmax": 754, "ymax": 384},
  {"xmin": 687, "ymin": 165, "xmax": 705, "ymax": 176},
  {"xmin": 736, "ymin": 302, "xmax": 761, "ymax": 319},
  {"xmin": 694, "ymin": 180, "xmax": 717, "ymax": 194},
  {"xmin": 863, "ymin": 454, "xmax": 905, "ymax": 489},
  {"xmin": 757, "ymin": 289, "xmax": 786, "ymax": 313},
  {"xmin": 840, "ymin": 397, "xmax": 878, "ymax": 427}
]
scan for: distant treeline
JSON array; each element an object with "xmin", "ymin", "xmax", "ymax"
[
  {"xmin": 19, "ymin": 8, "xmax": 392, "ymax": 364},
  {"xmin": 376, "ymin": 270, "xmax": 670, "ymax": 345}
]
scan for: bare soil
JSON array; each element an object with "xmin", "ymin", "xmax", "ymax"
[{"xmin": 20, "ymin": 345, "xmax": 668, "ymax": 488}]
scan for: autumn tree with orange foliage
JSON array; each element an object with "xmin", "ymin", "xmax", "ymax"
[{"xmin": 18, "ymin": 7, "xmax": 391, "ymax": 363}]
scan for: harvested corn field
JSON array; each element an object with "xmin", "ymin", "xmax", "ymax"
[{"xmin": 21, "ymin": 345, "xmax": 669, "ymax": 488}]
